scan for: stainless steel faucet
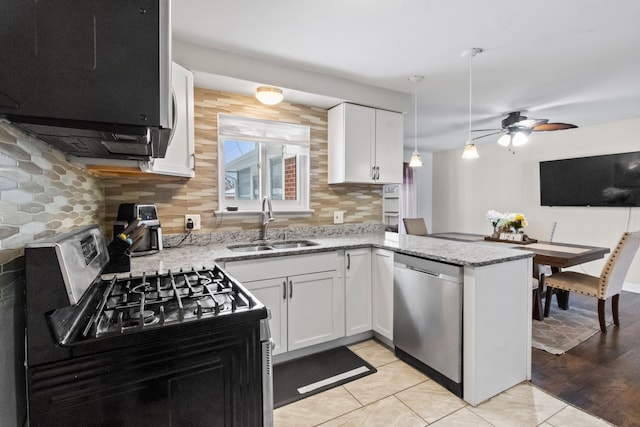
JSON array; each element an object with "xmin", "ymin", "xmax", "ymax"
[{"xmin": 260, "ymin": 196, "xmax": 274, "ymax": 241}]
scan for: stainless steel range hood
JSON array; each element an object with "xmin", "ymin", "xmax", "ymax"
[{"xmin": 0, "ymin": 0, "xmax": 173, "ymax": 161}]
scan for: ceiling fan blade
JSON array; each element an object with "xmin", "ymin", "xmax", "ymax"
[
  {"xmin": 472, "ymin": 130, "xmax": 504, "ymax": 141},
  {"xmin": 532, "ymin": 123, "xmax": 578, "ymax": 131},
  {"xmin": 471, "ymin": 128, "xmax": 501, "ymax": 133}
]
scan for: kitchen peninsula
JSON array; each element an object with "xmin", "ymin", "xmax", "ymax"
[{"xmin": 116, "ymin": 231, "xmax": 534, "ymax": 406}]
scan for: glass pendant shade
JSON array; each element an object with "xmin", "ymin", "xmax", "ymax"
[
  {"xmin": 409, "ymin": 150, "xmax": 423, "ymax": 167},
  {"xmin": 461, "ymin": 143, "xmax": 479, "ymax": 159}
]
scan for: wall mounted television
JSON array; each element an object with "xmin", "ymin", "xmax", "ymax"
[{"xmin": 540, "ymin": 151, "xmax": 640, "ymax": 207}]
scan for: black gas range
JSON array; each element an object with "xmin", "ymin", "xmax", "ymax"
[{"xmin": 25, "ymin": 225, "xmax": 273, "ymax": 427}]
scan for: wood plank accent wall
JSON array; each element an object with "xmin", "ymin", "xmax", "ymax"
[{"xmin": 103, "ymin": 88, "xmax": 383, "ymax": 235}]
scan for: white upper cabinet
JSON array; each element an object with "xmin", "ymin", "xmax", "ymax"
[
  {"xmin": 328, "ymin": 103, "xmax": 403, "ymax": 184},
  {"xmin": 142, "ymin": 62, "xmax": 195, "ymax": 177}
]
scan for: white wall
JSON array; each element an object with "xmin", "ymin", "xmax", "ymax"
[{"xmin": 430, "ymin": 116, "xmax": 640, "ymax": 289}]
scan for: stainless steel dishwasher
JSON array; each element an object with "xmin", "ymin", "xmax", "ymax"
[{"xmin": 393, "ymin": 253, "xmax": 464, "ymax": 396}]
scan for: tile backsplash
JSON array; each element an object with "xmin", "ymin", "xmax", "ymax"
[
  {"xmin": 0, "ymin": 122, "xmax": 105, "ymax": 426},
  {"xmin": 103, "ymin": 88, "xmax": 384, "ymax": 235}
]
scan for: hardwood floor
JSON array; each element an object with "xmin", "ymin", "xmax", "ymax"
[{"xmin": 531, "ymin": 290, "xmax": 640, "ymax": 427}]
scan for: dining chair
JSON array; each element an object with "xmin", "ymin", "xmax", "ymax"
[
  {"xmin": 527, "ymin": 220, "xmax": 557, "ymax": 321},
  {"xmin": 543, "ymin": 230, "xmax": 640, "ymax": 332},
  {"xmin": 403, "ymin": 218, "xmax": 428, "ymax": 236}
]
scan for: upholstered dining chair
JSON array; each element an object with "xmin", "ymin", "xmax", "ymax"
[
  {"xmin": 526, "ymin": 220, "xmax": 557, "ymax": 321},
  {"xmin": 403, "ymin": 218, "xmax": 428, "ymax": 236},
  {"xmin": 543, "ymin": 231, "xmax": 640, "ymax": 333}
]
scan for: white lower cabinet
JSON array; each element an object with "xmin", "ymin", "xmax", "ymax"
[
  {"xmin": 240, "ymin": 277, "xmax": 288, "ymax": 355},
  {"xmin": 372, "ymin": 248, "xmax": 394, "ymax": 340},
  {"xmin": 343, "ymin": 248, "xmax": 372, "ymax": 336},
  {"xmin": 224, "ymin": 253, "xmax": 343, "ymax": 356}
]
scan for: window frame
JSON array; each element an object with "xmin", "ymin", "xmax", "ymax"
[{"xmin": 217, "ymin": 114, "xmax": 310, "ymax": 213}]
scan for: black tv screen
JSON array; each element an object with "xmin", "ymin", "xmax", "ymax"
[{"xmin": 540, "ymin": 151, "xmax": 640, "ymax": 207}]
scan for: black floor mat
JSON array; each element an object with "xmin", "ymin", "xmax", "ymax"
[{"xmin": 273, "ymin": 346, "xmax": 376, "ymax": 408}]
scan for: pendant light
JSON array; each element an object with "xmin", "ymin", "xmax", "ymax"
[
  {"xmin": 461, "ymin": 47, "xmax": 483, "ymax": 160},
  {"xmin": 408, "ymin": 75, "xmax": 424, "ymax": 168}
]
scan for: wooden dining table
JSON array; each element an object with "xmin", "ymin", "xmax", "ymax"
[{"xmin": 429, "ymin": 232, "xmax": 611, "ymax": 320}]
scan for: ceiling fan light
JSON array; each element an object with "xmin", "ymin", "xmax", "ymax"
[
  {"xmin": 512, "ymin": 131, "xmax": 529, "ymax": 147},
  {"xmin": 409, "ymin": 150, "xmax": 423, "ymax": 167},
  {"xmin": 255, "ymin": 86, "xmax": 284, "ymax": 105},
  {"xmin": 461, "ymin": 143, "xmax": 479, "ymax": 160},
  {"xmin": 497, "ymin": 134, "xmax": 511, "ymax": 147}
]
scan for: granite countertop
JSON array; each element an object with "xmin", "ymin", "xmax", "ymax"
[{"xmin": 114, "ymin": 232, "xmax": 534, "ymax": 278}]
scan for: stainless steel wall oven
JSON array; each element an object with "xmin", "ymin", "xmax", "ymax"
[{"xmin": 24, "ymin": 225, "xmax": 272, "ymax": 426}]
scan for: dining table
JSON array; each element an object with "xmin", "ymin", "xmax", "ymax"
[{"xmin": 429, "ymin": 232, "xmax": 611, "ymax": 320}]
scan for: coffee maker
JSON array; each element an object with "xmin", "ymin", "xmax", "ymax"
[{"xmin": 114, "ymin": 203, "xmax": 163, "ymax": 255}]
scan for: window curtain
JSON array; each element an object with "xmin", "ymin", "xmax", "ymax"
[{"xmin": 399, "ymin": 162, "xmax": 417, "ymax": 234}]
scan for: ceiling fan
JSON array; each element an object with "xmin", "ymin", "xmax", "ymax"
[{"xmin": 472, "ymin": 111, "xmax": 578, "ymax": 150}]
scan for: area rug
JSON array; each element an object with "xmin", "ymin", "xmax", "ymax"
[
  {"xmin": 532, "ymin": 306, "xmax": 613, "ymax": 355},
  {"xmin": 273, "ymin": 346, "xmax": 376, "ymax": 408}
]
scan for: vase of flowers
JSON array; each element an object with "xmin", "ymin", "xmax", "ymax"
[{"xmin": 486, "ymin": 210, "xmax": 528, "ymax": 238}]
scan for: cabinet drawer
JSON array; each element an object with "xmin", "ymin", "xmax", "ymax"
[{"xmin": 225, "ymin": 252, "xmax": 338, "ymax": 282}]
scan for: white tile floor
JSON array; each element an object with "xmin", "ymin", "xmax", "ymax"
[{"xmin": 274, "ymin": 340, "xmax": 614, "ymax": 427}]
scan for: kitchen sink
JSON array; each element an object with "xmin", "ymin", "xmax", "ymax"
[
  {"xmin": 269, "ymin": 240, "xmax": 319, "ymax": 249},
  {"xmin": 227, "ymin": 240, "xmax": 318, "ymax": 252},
  {"xmin": 227, "ymin": 244, "xmax": 274, "ymax": 252}
]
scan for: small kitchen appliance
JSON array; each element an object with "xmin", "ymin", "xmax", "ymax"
[
  {"xmin": 24, "ymin": 225, "xmax": 272, "ymax": 426},
  {"xmin": 115, "ymin": 203, "xmax": 163, "ymax": 255}
]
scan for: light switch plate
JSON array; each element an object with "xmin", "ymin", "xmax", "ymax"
[
  {"xmin": 185, "ymin": 214, "xmax": 201, "ymax": 230},
  {"xmin": 333, "ymin": 211, "xmax": 344, "ymax": 224}
]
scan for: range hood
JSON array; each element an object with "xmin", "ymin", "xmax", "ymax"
[{"xmin": 0, "ymin": 0, "xmax": 173, "ymax": 161}]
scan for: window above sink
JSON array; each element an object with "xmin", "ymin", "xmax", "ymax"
[{"xmin": 218, "ymin": 114, "xmax": 310, "ymax": 213}]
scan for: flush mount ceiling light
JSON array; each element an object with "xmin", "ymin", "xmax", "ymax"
[
  {"xmin": 255, "ymin": 86, "xmax": 284, "ymax": 105},
  {"xmin": 408, "ymin": 75, "xmax": 424, "ymax": 168},
  {"xmin": 461, "ymin": 47, "xmax": 483, "ymax": 160}
]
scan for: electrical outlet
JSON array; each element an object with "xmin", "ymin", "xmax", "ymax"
[
  {"xmin": 185, "ymin": 214, "xmax": 201, "ymax": 231},
  {"xmin": 333, "ymin": 211, "xmax": 344, "ymax": 224}
]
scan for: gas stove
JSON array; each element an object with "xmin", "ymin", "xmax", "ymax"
[
  {"xmin": 89, "ymin": 266, "xmax": 258, "ymax": 339},
  {"xmin": 24, "ymin": 225, "xmax": 272, "ymax": 427}
]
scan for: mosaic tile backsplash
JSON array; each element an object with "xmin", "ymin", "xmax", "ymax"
[
  {"xmin": 103, "ymin": 88, "xmax": 385, "ymax": 235},
  {"xmin": 0, "ymin": 122, "xmax": 105, "ymax": 426}
]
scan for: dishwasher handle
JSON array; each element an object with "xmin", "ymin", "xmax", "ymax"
[{"xmin": 394, "ymin": 262, "xmax": 462, "ymax": 284}]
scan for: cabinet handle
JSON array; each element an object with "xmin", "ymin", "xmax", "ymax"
[
  {"xmin": 376, "ymin": 166, "xmax": 380, "ymax": 180},
  {"xmin": 289, "ymin": 280, "xmax": 293, "ymax": 299},
  {"xmin": 371, "ymin": 166, "xmax": 376, "ymax": 180},
  {"xmin": 282, "ymin": 281, "xmax": 287, "ymax": 300},
  {"xmin": 347, "ymin": 253, "xmax": 351, "ymax": 270}
]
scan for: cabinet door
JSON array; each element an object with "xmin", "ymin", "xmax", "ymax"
[
  {"xmin": 243, "ymin": 278, "xmax": 288, "ymax": 355},
  {"xmin": 372, "ymin": 248, "xmax": 394, "ymax": 340},
  {"xmin": 287, "ymin": 270, "xmax": 344, "ymax": 351},
  {"xmin": 345, "ymin": 249, "xmax": 372, "ymax": 336},
  {"xmin": 328, "ymin": 103, "xmax": 375, "ymax": 184},
  {"xmin": 374, "ymin": 109, "xmax": 403, "ymax": 184},
  {"xmin": 144, "ymin": 62, "xmax": 195, "ymax": 177}
]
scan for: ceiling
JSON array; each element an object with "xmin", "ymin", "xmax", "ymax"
[{"xmin": 172, "ymin": 0, "xmax": 640, "ymax": 153}]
